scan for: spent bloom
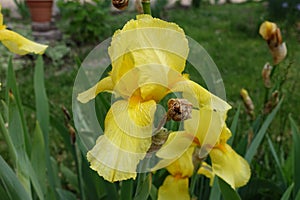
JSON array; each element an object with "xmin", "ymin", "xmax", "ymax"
[
  {"xmin": 77, "ymin": 14, "xmax": 250, "ymax": 187},
  {"xmin": 0, "ymin": 4, "xmax": 47, "ymax": 55},
  {"xmin": 259, "ymin": 21, "xmax": 287, "ymax": 65}
]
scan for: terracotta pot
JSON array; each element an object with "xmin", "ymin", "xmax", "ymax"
[{"xmin": 26, "ymin": 0, "xmax": 53, "ymax": 23}]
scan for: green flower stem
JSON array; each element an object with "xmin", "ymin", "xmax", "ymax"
[{"xmin": 142, "ymin": 0, "xmax": 151, "ymax": 15}]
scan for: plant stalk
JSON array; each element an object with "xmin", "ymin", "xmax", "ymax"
[{"xmin": 142, "ymin": 0, "xmax": 151, "ymax": 15}]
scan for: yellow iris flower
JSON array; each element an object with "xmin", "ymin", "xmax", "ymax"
[
  {"xmin": 0, "ymin": 4, "xmax": 47, "ymax": 55},
  {"xmin": 77, "ymin": 14, "xmax": 250, "ymax": 186},
  {"xmin": 78, "ymin": 14, "xmax": 191, "ymax": 182},
  {"xmin": 156, "ymin": 125, "xmax": 250, "ymax": 199}
]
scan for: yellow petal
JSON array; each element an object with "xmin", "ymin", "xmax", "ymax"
[
  {"xmin": 87, "ymin": 136, "xmax": 138, "ymax": 182},
  {"xmin": 156, "ymin": 131, "xmax": 194, "ymax": 160},
  {"xmin": 158, "ymin": 175, "xmax": 190, "ymax": 200},
  {"xmin": 259, "ymin": 21, "xmax": 277, "ymax": 41},
  {"xmin": 0, "ymin": 29, "xmax": 48, "ymax": 55},
  {"xmin": 87, "ymin": 100, "xmax": 156, "ymax": 182},
  {"xmin": 108, "ymin": 14, "xmax": 189, "ymax": 84},
  {"xmin": 197, "ymin": 162, "xmax": 215, "ymax": 186},
  {"xmin": 218, "ymin": 126, "xmax": 232, "ymax": 144},
  {"xmin": 185, "ymin": 108, "xmax": 228, "ymax": 159},
  {"xmin": 166, "ymin": 146, "xmax": 194, "ymax": 177},
  {"xmin": 171, "ymin": 79, "xmax": 211, "ymax": 107},
  {"xmin": 210, "ymin": 144, "xmax": 251, "ymax": 189},
  {"xmin": 77, "ymin": 76, "xmax": 114, "ymax": 103},
  {"xmin": 137, "ymin": 65, "xmax": 173, "ymax": 101},
  {"xmin": 171, "ymin": 79, "xmax": 231, "ymax": 111},
  {"xmin": 172, "ymin": 79, "xmax": 231, "ymax": 159},
  {"xmin": 112, "ymin": 64, "xmax": 171, "ymax": 101},
  {"xmin": 110, "ymin": 98, "xmax": 156, "ymax": 138}
]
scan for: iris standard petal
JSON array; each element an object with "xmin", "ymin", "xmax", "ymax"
[
  {"xmin": 77, "ymin": 76, "xmax": 114, "ymax": 103},
  {"xmin": 108, "ymin": 14, "xmax": 189, "ymax": 84},
  {"xmin": 0, "ymin": 29, "xmax": 48, "ymax": 55},
  {"xmin": 155, "ymin": 131, "xmax": 194, "ymax": 160},
  {"xmin": 86, "ymin": 99, "xmax": 156, "ymax": 182},
  {"xmin": 158, "ymin": 175, "xmax": 190, "ymax": 200},
  {"xmin": 210, "ymin": 143, "xmax": 251, "ymax": 189},
  {"xmin": 185, "ymin": 108, "xmax": 227, "ymax": 159},
  {"xmin": 171, "ymin": 79, "xmax": 231, "ymax": 111},
  {"xmin": 171, "ymin": 79, "xmax": 212, "ymax": 106},
  {"xmin": 218, "ymin": 126, "xmax": 232, "ymax": 144}
]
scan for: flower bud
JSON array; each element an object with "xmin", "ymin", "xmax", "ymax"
[
  {"xmin": 112, "ymin": 0, "xmax": 129, "ymax": 10},
  {"xmin": 271, "ymin": 42, "xmax": 287, "ymax": 65},
  {"xmin": 263, "ymin": 90, "xmax": 279, "ymax": 115},
  {"xmin": 147, "ymin": 128, "xmax": 169, "ymax": 154},
  {"xmin": 167, "ymin": 98, "xmax": 193, "ymax": 121},
  {"xmin": 240, "ymin": 89, "xmax": 255, "ymax": 118},
  {"xmin": 259, "ymin": 21, "xmax": 287, "ymax": 65},
  {"xmin": 262, "ymin": 62, "xmax": 272, "ymax": 88}
]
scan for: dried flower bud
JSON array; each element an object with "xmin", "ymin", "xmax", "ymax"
[
  {"xmin": 259, "ymin": 21, "xmax": 287, "ymax": 65},
  {"xmin": 167, "ymin": 98, "xmax": 193, "ymax": 121},
  {"xmin": 263, "ymin": 90, "xmax": 279, "ymax": 115},
  {"xmin": 262, "ymin": 63, "xmax": 272, "ymax": 88},
  {"xmin": 240, "ymin": 89, "xmax": 255, "ymax": 118},
  {"xmin": 271, "ymin": 42, "xmax": 287, "ymax": 65},
  {"xmin": 112, "ymin": 0, "xmax": 129, "ymax": 10},
  {"xmin": 8, "ymin": 90, "xmax": 16, "ymax": 101},
  {"xmin": 62, "ymin": 106, "xmax": 71, "ymax": 121},
  {"xmin": 147, "ymin": 128, "xmax": 169, "ymax": 154}
]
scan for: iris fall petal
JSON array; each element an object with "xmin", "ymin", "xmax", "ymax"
[
  {"xmin": 210, "ymin": 143, "xmax": 251, "ymax": 189},
  {"xmin": 87, "ymin": 100, "xmax": 156, "ymax": 182},
  {"xmin": 158, "ymin": 176, "xmax": 190, "ymax": 200},
  {"xmin": 77, "ymin": 76, "xmax": 114, "ymax": 103},
  {"xmin": 0, "ymin": 29, "xmax": 48, "ymax": 55}
]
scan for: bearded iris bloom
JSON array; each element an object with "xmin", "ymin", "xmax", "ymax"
[
  {"xmin": 156, "ymin": 126, "xmax": 250, "ymax": 199},
  {"xmin": 77, "ymin": 14, "xmax": 250, "ymax": 186},
  {"xmin": 78, "ymin": 14, "xmax": 191, "ymax": 182},
  {"xmin": 0, "ymin": 4, "xmax": 47, "ymax": 55}
]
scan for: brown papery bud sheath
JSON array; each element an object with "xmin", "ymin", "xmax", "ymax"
[{"xmin": 112, "ymin": 0, "xmax": 129, "ymax": 10}]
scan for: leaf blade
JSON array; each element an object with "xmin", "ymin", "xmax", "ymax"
[
  {"xmin": 218, "ymin": 178, "xmax": 241, "ymax": 200},
  {"xmin": 280, "ymin": 183, "xmax": 294, "ymax": 200},
  {"xmin": 0, "ymin": 155, "xmax": 31, "ymax": 200},
  {"xmin": 290, "ymin": 115, "xmax": 300, "ymax": 197},
  {"xmin": 245, "ymin": 98, "xmax": 283, "ymax": 163}
]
